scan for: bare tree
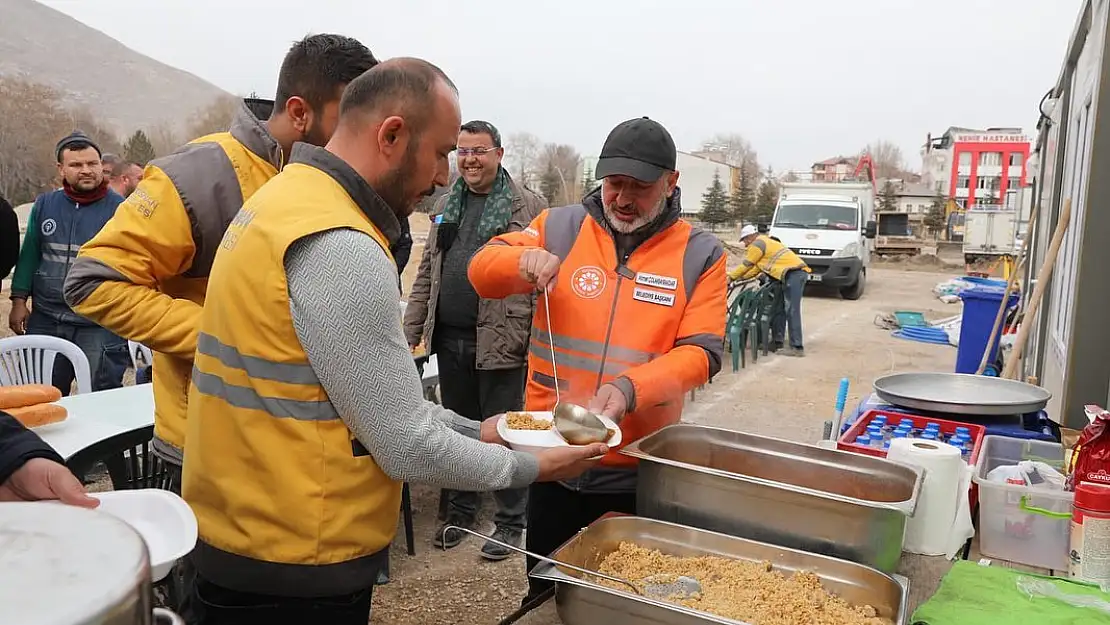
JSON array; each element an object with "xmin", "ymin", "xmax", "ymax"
[
  {"xmin": 699, "ymin": 133, "xmax": 761, "ymax": 178},
  {"xmin": 505, "ymin": 132, "xmax": 542, "ymax": 187},
  {"xmin": 0, "ymin": 77, "xmax": 123, "ymax": 203},
  {"xmin": 862, "ymin": 140, "xmax": 906, "ymax": 179},
  {"xmin": 68, "ymin": 108, "xmax": 124, "ymax": 157},
  {"xmin": 148, "ymin": 121, "xmax": 182, "ymax": 158},
  {"xmin": 185, "ymin": 96, "xmax": 240, "ymax": 139},
  {"xmin": 538, "ymin": 143, "xmax": 582, "ymax": 205}
]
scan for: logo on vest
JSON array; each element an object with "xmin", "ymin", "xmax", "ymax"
[
  {"xmin": 632, "ymin": 286, "xmax": 676, "ymax": 307},
  {"xmin": 41, "ymin": 218, "xmax": 57, "ymax": 236},
  {"xmin": 570, "ymin": 266, "xmax": 606, "ymax": 299},
  {"xmin": 635, "ymin": 272, "xmax": 678, "ymax": 291}
]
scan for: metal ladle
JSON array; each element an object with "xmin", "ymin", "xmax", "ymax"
[
  {"xmin": 543, "ymin": 286, "xmax": 611, "ymax": 446},
  {"xmin": 443, "ymin": 526, "xmax": 702, "ymax": 600}
]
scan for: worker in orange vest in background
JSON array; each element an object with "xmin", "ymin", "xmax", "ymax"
[{"xmin": 468, "ymin": 117, "xmax": 727, "ymax": 605}]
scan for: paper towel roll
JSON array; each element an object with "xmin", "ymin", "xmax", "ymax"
[{"xmin": 887, "ymin": 437, "xmax": 969, "ymax": 556}]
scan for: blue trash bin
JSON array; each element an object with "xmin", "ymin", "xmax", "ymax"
[
  {"xmin": 955, "ymin": 286, "xmax": 1019, "ymax": 375},
  {"xmin": 961, "ymin": 276, "xmax": 1007, "ymax": 288}
]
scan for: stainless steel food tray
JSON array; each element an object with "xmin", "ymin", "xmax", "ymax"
[
  {"xmin": 621, "ymin": 424, "xmax": 922, "ymax": 573},
  {"xmin": 530, "ymin": 513, "xmax": 909, "ymax": 625},
  {"xmin": 873, "ymin": 372, "xmax": 1051, "ymax": 416}
]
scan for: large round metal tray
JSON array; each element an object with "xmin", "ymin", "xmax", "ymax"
[{"xmin": 873, "ymin": 372, "xmax": 1052, "ymax": 416}]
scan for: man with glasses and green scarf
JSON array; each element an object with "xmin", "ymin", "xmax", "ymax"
[{"xmin": 404, "ymin": 120, "xmax": 546, "ymax": 560}]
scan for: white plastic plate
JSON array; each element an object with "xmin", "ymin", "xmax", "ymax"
[
  {"xmin": 497, "ymin": 411, "xmax": 622, "ymax": 456},
  {"xmin": 92, "ymin": 489, "xmax": 198, "ymax": 582}
]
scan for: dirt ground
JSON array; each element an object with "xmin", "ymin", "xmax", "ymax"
[{"xmin": 3, "ymin": 218, "xmax": 971, "ymax": 624}]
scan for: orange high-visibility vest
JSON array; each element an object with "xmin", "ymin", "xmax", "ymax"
[{"xmin": 469, "ymin": 203, "xmax": 727, "ymax": 468}]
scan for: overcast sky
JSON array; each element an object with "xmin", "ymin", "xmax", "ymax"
[{"xmin": 43, "ymin": 0, "xmax": 1083, "ymax": 172}]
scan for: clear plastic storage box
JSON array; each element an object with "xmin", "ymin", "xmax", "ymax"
[{"xmin": 972, "ymin": 436, "xmax": 1074, "ymax": 571}]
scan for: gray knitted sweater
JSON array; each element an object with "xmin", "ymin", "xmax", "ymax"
[{"xmin": 284, "ymin": 228, "xmax": 540, "ymax": 490}]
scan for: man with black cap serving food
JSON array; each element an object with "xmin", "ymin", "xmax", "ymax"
[{"xmin": 468, "ymin": 116, "xmax": 728, "ymax": 604}]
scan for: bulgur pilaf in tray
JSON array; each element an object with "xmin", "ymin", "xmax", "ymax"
[{"xmin": 597, "ymin": 542, "xmax": 892, "ymax": 625}]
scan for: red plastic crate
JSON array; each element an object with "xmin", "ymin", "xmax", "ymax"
[
  {"xmin": 839, "ymin": 409, "xmax": 987, "ymax": 511},
  {"xmin": 837, "ymin": 409, "xmax": 987, "ymax": 467}
]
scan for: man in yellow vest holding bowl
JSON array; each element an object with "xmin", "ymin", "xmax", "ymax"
[{"xmin": 182, "ymin": 58, "xmax": 607, "ymax": 625}]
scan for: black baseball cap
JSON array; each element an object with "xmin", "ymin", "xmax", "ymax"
[{"xmin": 594, "ymin": 117, "xmax": 676, "ymax": 183}]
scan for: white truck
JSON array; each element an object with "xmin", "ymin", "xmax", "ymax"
[
  {"xmin": 769, "ymin": 182, "xmax": 877, "ymax": 300},
  {"xmin": 963, "ymin": 209, "xmax": 1017, "ymax": 264}
]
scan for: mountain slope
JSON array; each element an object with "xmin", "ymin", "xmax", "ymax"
[{"xmin": 0, "ymin": 0, "xmax": 232, "ymax": 135}]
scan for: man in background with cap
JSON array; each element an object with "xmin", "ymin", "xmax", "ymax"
[
  {"xmin": 9, "ymin": 131, "xmax": 128, "ymax": 394},
  {"xmin": 729, "ymin": 224, "xmax": 810, "ymax": 356},
  {"xmin": 404, "ymin": 119, "xmax": 546, "ymax": 560},
  {"xmin": 469, "ymin": 117, "xmax": 727, "ymax": 603}
]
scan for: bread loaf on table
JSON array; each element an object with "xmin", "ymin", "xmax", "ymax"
[
  {"xmin": 5, "ymin": 403, "xmax": 68, "ymax": 428},
  {"xmin": 0, "ymin": 384, "xmax": 63, "ymax": 410}
]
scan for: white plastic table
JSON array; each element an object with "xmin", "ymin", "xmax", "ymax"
[{"xmin": 36, "ymin": 385, "xmax": 155, "ymax": 461}]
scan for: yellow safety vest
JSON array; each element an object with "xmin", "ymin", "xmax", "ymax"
[
  {"xmin": 70, "ymin": 104, "xmax": 283, "ymax": 462},
  {"xmin": 182, "ymin": 159, "xmax": 401, "ymax": 597},
  {"xmin": 729, "ymin": 235, "xmax": 810, "ymax": 282}
]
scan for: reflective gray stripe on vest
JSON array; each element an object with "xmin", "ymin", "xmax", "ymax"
[
  {"xmin": 192, "ymin": 366, "xmax": 338, "ymax": 421},
  {"xmin": 44, "ymin": 242, "xmax": 80, "ymax": 255},
  {"xmin": 530, "ymin": 325, "xmax": 656, "ymax": 365},
  {"xmin": 196, "ymin": 333, "xmax": 320, "ymax": 385},
  {"xmin": 750, "ymin": 238, "xmax": 767, "ymax": 253},
  {"xmin": 153, "ymin": 142, "xmax": 244, "ymax": 278},
  {"xmin": 766, "ymin": 246, "xmax": 791, "ymax": 267},
  {"xmin": 541, "ymin": 204, "xmax": 588, "ymax": 260},
  {"xmin": 529, "ymin": 341, "xmax": 629, "ymax": 377},
  {"xmin": 681, "ymin": 227, "xmax": 725, "ymax": 300}
]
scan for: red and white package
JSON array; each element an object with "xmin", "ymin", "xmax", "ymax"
[{"xmin": 1067, "ymin": 405, "xmax": 1110, "ymax": 491}]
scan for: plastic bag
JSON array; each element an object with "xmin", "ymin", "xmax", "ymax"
[
  {"xmin": 1067, "ymin": 405, "xmax": 1110, "ymax": 491},
  {"xmin": 1016, "ymin": 576, "xmax": 1110, "ymax": 614}
]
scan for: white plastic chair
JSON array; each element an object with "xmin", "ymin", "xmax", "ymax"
[
  {"xmin": 0, "ymin": 334, "xmax": 93, "ymax": 394},
  {"xmin": 128, "ymin": 340, "xmax": 154, "ymax": 369}
]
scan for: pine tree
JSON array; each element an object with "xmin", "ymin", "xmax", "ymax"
[
  {"xmin": 730, "ymin": 163, "xmax": 756, "ymax": 223},
  {"xmin": 924, "ymin": 190, "xmax": 948, "ymax": 236},
  {"xmin": 123, "ymin": 130, "xmax": 156, "ymax": 166},
  {"xmin": 699, "ymin": 171, "xmax": 730, "ymax": 230},
  {"xmin": 753, "ymin": 179, "xmax": 779, "ymax": 222},
  {"xmin": 878, "ymin": 180, "xmax": 899, "ymax": 212}
]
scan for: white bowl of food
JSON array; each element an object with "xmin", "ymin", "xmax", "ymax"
[{"xmin": 497, "ymin": 411, "xmax": 622, "ymax": 455}]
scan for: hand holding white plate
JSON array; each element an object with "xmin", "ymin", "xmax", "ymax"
[{"xmin": 497, "ymin": 411, "xmax": 621, "ymax": 455}]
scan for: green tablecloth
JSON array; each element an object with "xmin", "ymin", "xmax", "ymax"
[{"xmin": 911, "ymin": 560, "xmax": 1110, "ymax": 625}]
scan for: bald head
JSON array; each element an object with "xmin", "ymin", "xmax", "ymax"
[
  {"xmin": 329, "ymin": 57, "xmax": 462, "ymax": 219},
  {"xmin": 339, "ymin": 57, "xmax": 457, "ymax": 131}
]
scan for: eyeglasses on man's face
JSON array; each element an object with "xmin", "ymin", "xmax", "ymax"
[{"xmin": 456, "ymin": 146, "xmax": 500, "ymax": 157}]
